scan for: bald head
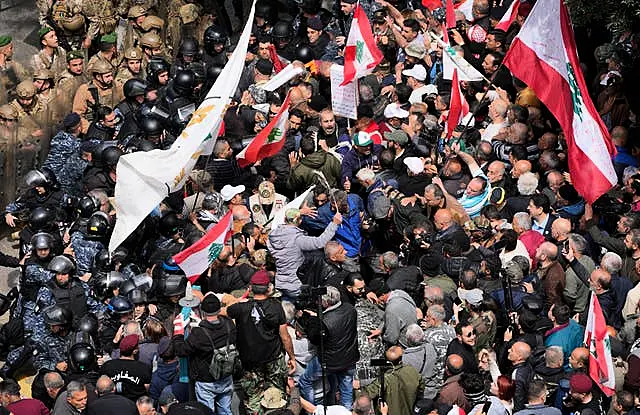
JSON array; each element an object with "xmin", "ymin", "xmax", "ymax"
[
  {"xmin": 570, "ymin": 347, "xmax": 589, "ymax": 369},
  {"xmin": 590, "ymin": 268, "xmax": 612, "ymax": 293},
  {"xmin": 538, "ymin": 133, "xmax": 558, "ymax": 151},
  {"xmin": 386, "ymin": 345, "xmax": 403, "ymax": 364},
  {"xmin": 509, "ymin": 122, "xmax": 529, "ymax": 145},
  {"xmin": 446, "ymin": 354, "xmax": 464, "ymax": 375},
  {"xmin": 510, "ymin": 341, "xmax": 531, "ymax": 363},
  {"xmin": 512, "ymin": 160, "xmax": 532, "ymax": 179},
  {"xmin": 232, "ymin": 204, "xmax": 251, "ymax": 222},
  {"xmin": 551, "ymin": 218, "xmax": 571, "ymax": 241},
  {"xmin": 434, "ymin": 208, "xmax": 453, "ymax": 231},
  {"xmin": 487, "ymin": 161, "xmax": 506, "ymax": 184},
  {"xmin": 96, "ymin": 375, "xmax": 115, "ymax": 395},
  {"xmin": 536, "ymin": 241, "xmax": 558, "ymax": 263},
  {"xmin": 611, "ymin": 126, "xmax": 628, "ymax": 147}
]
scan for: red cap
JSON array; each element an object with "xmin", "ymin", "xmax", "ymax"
[
  {"xmin": 569, "ymin": 373, "xmax": 592, "ymax": 394},
  {"xmin": 119, "ymin": 334, "xmax": 139, "ymax": 354},
  {"xmin": 250, "ymin": 270, "xmax": 270, "ymax": 286}
]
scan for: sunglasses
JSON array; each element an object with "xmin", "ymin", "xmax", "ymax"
[{"xmin": 464, "ymin": 330, "xmax": 477, "ymax": 338}]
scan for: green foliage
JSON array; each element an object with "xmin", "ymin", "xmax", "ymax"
[{"xmin": 564, "ymin": 0, "xmax": 640, "ymax": 34}]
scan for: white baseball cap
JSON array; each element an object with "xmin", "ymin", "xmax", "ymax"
[
  {"xmin": 220, "ymin": 184, "xmax": 245, "ymax": 202},
  {"xmin": 403, "ymin": 157, "xmax": 424, "ymax": 175},
  {"xmin": 402, "ymin": 65, "xmax": 427, "ymax": 82},
  {"xmin": 383, "ymin": 103, "xmax": 410, "ymax": 119}
]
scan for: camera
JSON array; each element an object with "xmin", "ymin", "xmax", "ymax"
[{"xmin": 370, "ymin": 358, "xmax": 391, "ymax": 367}]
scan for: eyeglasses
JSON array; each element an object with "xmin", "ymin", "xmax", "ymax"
[{"xmin": 464, "ymin": 330, "xmax": 477, "ymax": 338}]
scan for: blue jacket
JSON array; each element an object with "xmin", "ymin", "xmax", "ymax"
[
  {"xmin": 303, "ymin": 194, "xmax": 364, "ymax": 257},
  {"xmin": 340, "ymin": 144, "xmax": 383, "ymax": 184},
  {"xmin": 544, "ymin": 319, "xmax": 584, "ymax": 370}
]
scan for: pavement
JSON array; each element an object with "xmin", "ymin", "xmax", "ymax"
[{"xmin": 0, "ymin": 0, "xmax": 40, "ymax": 63}]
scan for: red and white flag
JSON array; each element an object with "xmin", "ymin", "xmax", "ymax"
[
  {"xmin": 584, "ymin": 293, "xmax": 616, "ymax": 396},
  {"xmin": 495, "ymin": 0, "xmax": 520, "ymax": 31},
  {"xmin": 237, "ymin": 92, "xmax": 292, "ymax": 168},
  {"xmin": 504, "ymin": 0, "xmax": 616, "ymax": 203},
  {"xmin": 454, "ymin": 0, "xmax": 474, "ymax": 22},
  {"xmin": 445, "ymin": 0, "xmax": 456, "ymax": 29},
  {"xmin": 446, "ymin": 68, "xmax": 470, "ymax": 137},
  {"xmin": 341, "ymin": 4, "xmax": 383, "ymax": 86},
  {"xmin": 173, "ymin": 211, "xmax": 233, "ymax": 283}
]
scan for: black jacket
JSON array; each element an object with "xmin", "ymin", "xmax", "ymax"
[
  {"xmin": 173, "ymin": 317, "xmax": 237, "ymax": 382},
  {"xmin": 87, "ymin": 392, "xmax": 137, "ymax": 415},
  {"xmin": 303, "ymin": 302, "xmax": 359, "ymax": 372},
  {"xmin": 445, "ymin": 339, "xmax": 478, "ymax": 374},
  {"xmin": 512, "ymin": 361, "xmax": 534, "ymax": 412}
]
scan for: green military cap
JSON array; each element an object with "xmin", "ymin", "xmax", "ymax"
[
  {"xmin": 66, "ymin": 50, "xmax": 84, "ymax": 62},
  {"xmin": 39, "ymin": 26, "xmax": 54, "ymax": 39},
  {"xmin": 0, "ymin": 35, "xmax": 12, "ymax": 47},
  {"xmin": 100, "ymin": 32, "xmax": 117, "ymax": 44}
]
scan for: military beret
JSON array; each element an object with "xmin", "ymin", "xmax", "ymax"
[
  {"xmin": 66, "ymin": 50, "xmax": 84, "ymax": 62},
  {"xmin": 39, "ymin": 26, "xmax": 54, "ymax": 39},
  {"xmin": 100, "ymin": 32, "xmax": 117, "ymax": 44},
  {"xmin": 0, "ymin": 35, "xmax": 12, "ymax": 47}
]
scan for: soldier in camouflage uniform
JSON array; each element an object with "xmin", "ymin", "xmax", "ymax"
[
  {"xmin": 56, "ymin": 50, "xmax": 89, "ymax": 116},
  {"xmin": 0, "ymin": 35, "xmax": 30, "ymax": 106},
  {"xmin": 115, "ymin": 47, "xmax": 144, "ymax": 95},
  {"xmin": 166, "ymin": 0, "xmax": 202, "ymax": 55},
  {"xmin": 10, "ymin": 81, "xmax": 52, "ymax": 161},
  {"xmin": 87, "ymin": 33, "xmax": 120, "ymax": 74},
  {"xmin": 33, "ymin": 68, "xmax": 62, "ymax": 125},
  {"xmin": 81, "ymin": 0, "xmax": 118, "ymax": 50},
  {"xmin": 72, "ymin": 60, "xmax": 122, "ymax": 133},
  {"xmin": 42, "ymin": 113, "xmax": 82, "ymax": 184},
  {"xmin": 123, "ymin": 6, "xmax": 148, "ymax": 51},
  {"xmin": 30, "ymin": 27, "xmax": 68, "ymax": 77},
  {"xmin": 139, "ymin": 32, "xmax": 171, "ymax": 75},
  {"xmin": 139, "ymin": 15, "xmax": 165, "ymax": 40}
]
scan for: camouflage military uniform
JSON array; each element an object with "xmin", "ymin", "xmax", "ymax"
[
  {"xmin": 123, "ymin": 24, "xmax": 144, "ymax": 51},
  {"xmin": 114, "ymin": 66, "xmax": 141, "ymax": 92},
  {"xmin": 72, "ymin": 81, "xmax": 122, "ymax": 132},
  {"xmin": 82, "ymin": 0, "xmax": 118, "ymax": 42},
  {"xmin": 423, "ymin": 323, "xmax": 456, "ymax": 389},
  {"xmin": 58, "ymin": 152, "xmax": 89, "ymax": 198},
  {"xmin": 355, "ymin": 298, "xmax": 385, "ymax": 386},
  {"xmin": 166, "ymin": 0, "xmax": 200, "ymax": 54},
  {"xmin": 239, "ymin": 355, "xmax": 288, "ymax": 415},
  {"xmin": 57, "ymin": 70, "xmax": 90, "ymax": 116},
  {"xmin": 30, "ymin": 48, "xmax": 68, "ymax": 78},
  {"xmin": 70, "ymin": 231, "xmax": 105, "ymax": 275},
  {"xmin": 36, "ymin": 279, "xmax": 107, "ymax": 314},
  {"xmin": 42, "ymin": 131, "xmax": 81, "ymax": 182},
  {"xmin": 0, "ymin": 61, "xmax": 30, "ymax": 106}
]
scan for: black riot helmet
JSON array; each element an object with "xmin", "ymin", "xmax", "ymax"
[
  {"xmin": 91, "ymin": 271, "xmax": 125, "ymax": 300},
  {"xmin": 102, "ymin": 146, "xmax": 124, "ymax": 168},
  {"xmin": 69, "ymin": 342, "xmax": 96, "ymax": 373},
  {"xmin": 119, "ymin": 279, "xmax": 137, "ymax": 297},
  {"xmin": 93, "ymin": 249, "xmax": 112, "ymax": 272},
  {"xmin": 272, "ymin": 21, "xmax": 293, "ymax": 42},
  {"xmin": 295, "ymin": 45, "xmax": 315, "ymax": 63},
  {"xmin": 108, "ymin": 295, "xmax": 134, "ymax": 316},
  {"xmin": 159, "ymin": 212, "xmax": 183, "ymax": 237},
  {"xmin": 206, "ymin": 64, "xmax": 224, "ymax": 83},
  {"xmin": 137, "ymin": 139, "xmax": 156, "ymax": 152},
  {"xmin": 77, "ymin": 314, "xmax": 98, "ymax": 335},
  {"xmin": 123, "ymin": 78, "xmax": 148, "ymax": 99},
  {"xmin": 179, "ymin": 37, "xmax": 199, "ymax": 57},
  {"xmin": 162, "ymin": 255, "xmax": 182, "ymax": 274},
  {"xmin": 77, "ymin": 195, "xmax": 100, "ymax": 219},
  {"xmin": 29, "ymin": 207, "xmax": 55, "ymax": 231},
  {"xmin": 147, "ymin": 57, "xmax": 170, "ymax": 87},
  {"xmin": 160, "ymin": 274, "xmax": 187, "ymax": 297},
  {"xmin": 48, "ymin": 255, "xmax": 76, "ymax": 274},
  {"xmin": 43, "ymin": 305, "xmax": 72, "ymax": 326},
  {"xmin": 203, "ymin": 26, "xmax": 228, "ymax": 54},
  {"xmin": 31, "ymin": 232, "xmax": 55, "ymax": 251},
  {"xmin": 87, "ymin": 211, "xmax": 111, "ymax": 239},
  {"xmin": 128, "ymin": 288, "xmax": 148, "ymax": 305},
  {"xmin": 189, "ymin": 62, "xmax": 206, "ymax": 84},
  {"xmin": 140, "ymin": 115, "xmax": 164, "ymax": 137},
  {"xmin": 172, "ymin": 69, "xmax": 195, "ymax": 96},
  {"xmin": 24, "ymin": 168, "xmax": 56, "ymax": 189},
  {"xmin": 255, "ymin": 1, "xmax": 276, "ymax": 24}
]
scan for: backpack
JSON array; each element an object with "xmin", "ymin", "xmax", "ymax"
[{"xmin": 201, "ymin": 320, "xmax": 242, "ymax": 380}]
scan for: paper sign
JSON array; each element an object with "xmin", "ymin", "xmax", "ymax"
[{"xmin": 330, "ymin": 64, "xmax": 358, "ymax": 120}]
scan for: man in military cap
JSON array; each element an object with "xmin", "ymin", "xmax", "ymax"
[
  {"xmin": 124, "ymin": 5, "xmax": 148, "ymax": 51},
  {"xmin": 10, "ymin": 80, "xmax": 51, "ymax": 161},
  {"xmin": 31, "ymin": 27, "xmax": 67, "ymax": 77},
  {"xmin": 88, "ymin": 33, "xmax": 120, "ymax": 74},
  {"xmin": 139, "ymin": 32, "xmax": 171, "ymax": 74},
  {"xmin": 0, "ymin": 36, "xmax": 30, "ymax": 106},
  {"xmin": 81, "ymin": 0, "xmax": 118, "ymax": 50},
  {"xmin": 167, "ymin": 0, "xmax": 201, "ymax": 54},
  {"xmin": 57, "ymin": 50, "xmax": 89, "ymax": 116},
  {"xmin": 115, "ymin": 47, "xmax": 143, "ymax": 93},
  {"xmin": 33, "ymin": 69, "xmax": 62, "ymax": 124},
  {"xmin": 139, "ymin": 15, "xmax": 165, "ymax": 37},
  {"xmin": 73, "ymin": 60, "xmax": 122, "ymax": 133}
]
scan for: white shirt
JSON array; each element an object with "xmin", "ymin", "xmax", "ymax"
[{"xmin": 481, "ymin": 121, "xmax": 506, "ymax": 142}]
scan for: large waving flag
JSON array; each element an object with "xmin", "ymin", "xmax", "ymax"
[
  {"xmin": 495, "ymin": 0, "xmax": 520, "ymax": 31},
  {"xmin": 108, "ymin": 0, "xmax": 258, "ymax": 253},
  {"xmin": 504, "ymin": 0, "xmax": 616, "ymax": 203},
  {"xmin": 173, "ymin": 211, "xmax": 233, "ymax": 283},
  {"xmin": 445, "ymin": 0, "xmax": 456, "ymax": 29},
  {"xmin": 446, "ymin": 68, "xmax": 470, "ymax": 137},
  {"xmin": 454, "ymin": 0, "xmax": 473, "ymax": 21},
  {"xmin": 341, "ymin": 4, "xmax": 383, "ymax": 86},
  {"xmin": 236, "ymin": 92, "xmax": 292, "ymax": 168},
  {"xmin": 584, "ymin": 293, "xmax": 616, "ymax": 396}
]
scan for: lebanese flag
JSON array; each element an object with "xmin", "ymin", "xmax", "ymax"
[
  {"xmin": 173, "ymin": 211, "xmax": 233, "ymax": 283},
  {"xmin": 584, "ymin": 293, "xmax": 616, "ymax": 396},
  {"xmin": 445, "ymin": 0, "xmax": 456, "ymax": 29},
  {"xmin": 446, "ymin": 68, "xmax": 469, "ymax": 137},
  {"xmin": 341, "ymin": 4, "xmax": 383, "ymax": 86},
  {"xmin": 454, "ymin": 0, "xmax": 474, "ymax": 22},
  {"xmin": 421, "ymin": 0, "xmax": 442, "ymax": 11},
  {"xmin": 495, "ymin": 0, "xmax": 520, "ymax": 31},
  {"xmin": 236, "ymin": 92, "xmax": 291, "ymax": 168},
  {"xmin": 503, "ymin": 0, "xmax": 616, "ymax": 203}
]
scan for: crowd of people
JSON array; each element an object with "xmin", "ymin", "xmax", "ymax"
[{"xmin": 0, "ymin": 0, "xmax": 639, "ymax": 414}]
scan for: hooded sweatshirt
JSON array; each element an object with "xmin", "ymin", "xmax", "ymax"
[{"xmin": 267, "ymin": 222, "xmax": 338, "ymax": 292}]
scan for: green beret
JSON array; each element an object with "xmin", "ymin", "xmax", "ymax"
[
  {"xmin": 0, "ymin": 35, "xmax": 12, "ymax": 47},
  {"xmin": 66, "ymin": 50, "xmax": 84, "ymax": 62},
  {"xmin": 39, "ymin": 26, "xmax": 54, "ymax": 39},
  {"xmin": 100, "ymin": 32, "xmax": 117, "ymax": 44}
]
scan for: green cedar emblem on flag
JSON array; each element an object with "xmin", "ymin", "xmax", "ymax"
[
  {"xmin": 566, "ymin": 63, "xmax": 584, "ymax": 122},
  {"xmin": 356, "ymin": 40, "xmax": 364, "ymax": 63},
  {"xmin": 267, "ymin": 127, "xmax": 282, "ymax": 143},
  {"xmin": 208, "ymin": 243, "xmax": 223, "ymax": 262}
]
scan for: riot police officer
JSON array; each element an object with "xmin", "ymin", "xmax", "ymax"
[
  {"xmin": 202, "ymin": 26, "xmax": 228, "ymax": 67},
  {"xmin": 98, "ymin": 295, "xmax": 133, "ymax": 354},
  {"xmin": 84, "ymin": 146, "xmax": 121, "ymax": 196},
  {"xmin": 18, "ymin": 207, "xmax": 64, "ymax": 258},
  {"xmin": 272, "ymin": 21, "xmax": 297, "ymax": 61},
  {"xmin": 146, "ymin": 212, "xmax": 185, "ymax": 266},
  {"xmin": 70, "ymin": 210, "xmax": 111, "ymax": 276}
]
